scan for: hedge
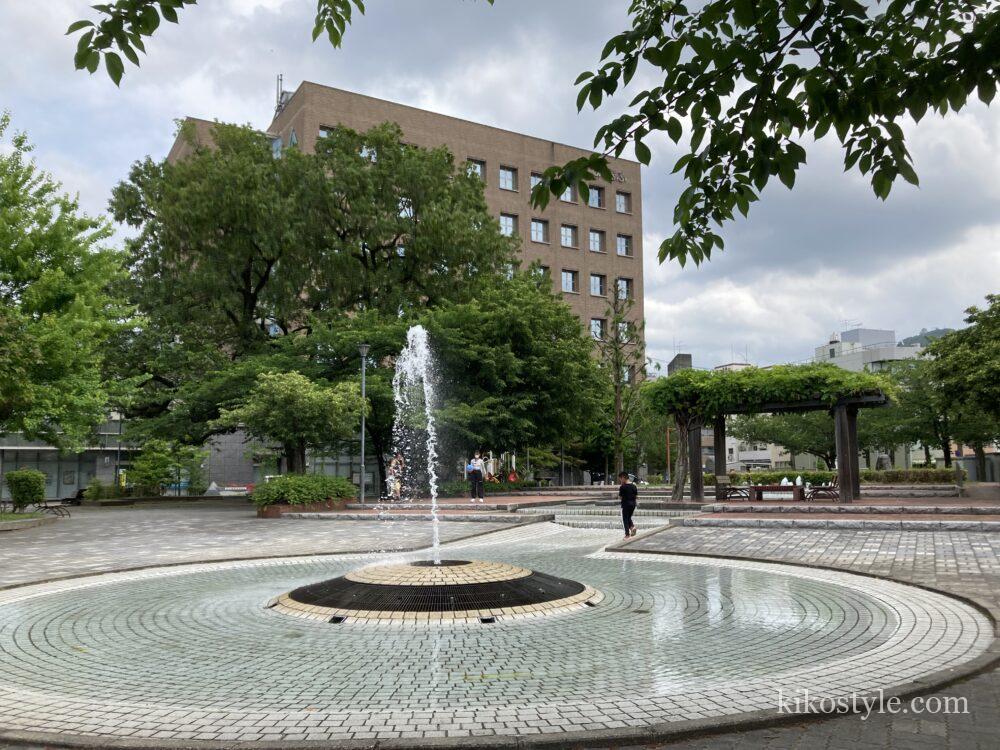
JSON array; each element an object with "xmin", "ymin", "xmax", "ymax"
[
  {"xmin": 437, "ymin": 479, "xmax": 537, "ymax": 497},
  {"xmin": 5, "ymin": 469, "xmax": 46, "ymax": 511},
  {"xmin": 251, "ymin": 475, "xmax": 356, "ymax": 507}
]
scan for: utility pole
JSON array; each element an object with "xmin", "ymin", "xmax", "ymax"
[{"xmin": 358, "ymin": 343, "xmax": 370, "ymax": 505}]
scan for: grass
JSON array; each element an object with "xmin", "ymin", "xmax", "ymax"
[{"xmin": 0, "ymin": 511, "xmax": 44, "ymax": 521}]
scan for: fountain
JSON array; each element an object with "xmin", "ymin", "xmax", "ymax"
[
  {"xmin": 270, "ymin": 324, "xmax": 601, "ymax": 624},
  {"xmin": 390, "ymin": 324, "xmax": 442, "ymax": 562}
]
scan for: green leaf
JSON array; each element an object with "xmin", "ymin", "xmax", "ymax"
[
  {"xmin": 159, "ymin": 3, "xmax": 179, "ymax": 23},
  {"xmin": 66, "ymin": 20, "xmax": 94, "ymax": 34},
  {"xmin": 105, "ymin": 51, "xmax": 124, "ymax": 86},
  {"xmin": 978, "ymin": 77, "xmax": 996, "ymax": 105},
  {"xmin": 121, "ymin": 43, "xmax": 140, "ymax": 67},
  {"xmin": 666, "ymin": 117, "xmax": 682, "ymax": 143},
  {"xmin": 634, "ymin": 141, "xmax": 651, "ymax": 165}
]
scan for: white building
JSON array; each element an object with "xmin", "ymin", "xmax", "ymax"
[{"xmin": 815, "ymin": 327, "xmax": 922, "ymax": 372}]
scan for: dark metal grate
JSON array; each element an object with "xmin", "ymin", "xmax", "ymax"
[{"xmin": 288, "ymin": 569, "xmax": 587, "ymax": 613}]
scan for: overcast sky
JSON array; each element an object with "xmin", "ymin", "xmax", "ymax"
[{"xmin": 4, "ymin": 0, "xmax": 998, "ymax": 369}]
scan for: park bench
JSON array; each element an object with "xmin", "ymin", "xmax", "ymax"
[
  {"xmin": 805, "ymin": 476, "xmax": 840, "ymax": 502},
  {"xmin": 749, "ymin": 484, "xmax": 806, "ymax": 502}
]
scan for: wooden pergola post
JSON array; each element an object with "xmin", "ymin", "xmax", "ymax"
[
  {"xmin": 688, "ymin": 418, "xmax": 704, "ymax": 502},
  {"xmin": 713, "ymin": 416, "xmax": 727, "ymax": 501},
  {"xmin": 833, "ymin": 404, "xmax": 860, "ymax": 502}
]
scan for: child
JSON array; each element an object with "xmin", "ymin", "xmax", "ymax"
[
  {"xmin": 618, "ymin": 471, "xmax": 638, "ymax": 539},
  {"xmin": 387, "ymin": 451, "xmax": 405, "ymax": 502}
]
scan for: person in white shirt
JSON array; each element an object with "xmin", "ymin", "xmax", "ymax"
[{"xmin": 468, "ymin": 451, "xmax": 486, "ymax": 502}]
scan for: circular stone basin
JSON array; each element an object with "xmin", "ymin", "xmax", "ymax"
[{"xmin": 271, "ymin": 559, "xmax": 602, "ymax": 623}]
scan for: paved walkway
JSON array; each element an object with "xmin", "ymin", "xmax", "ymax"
[
  {"xmin": 613, "ymin": 526, "xmax": 1000, "ymax": 749},
  {"xmin": 0, "ymin": 505, "xmax": 512, "ymax": 588},
  {"xmin": 0, "ymin": 524, "xmax": 990, "ymax": 746}
]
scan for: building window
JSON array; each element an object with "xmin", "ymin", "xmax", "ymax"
[
  {"xmin": 590, "ymin": 274, "xmax": 606, "ymax": 297},
  {"xmin": 617, "ymin": 320, "xmax": 630, "ymax": 339},
  {"xmin": 615, "ymin": 191, "xmax": 632, "ymax": 213},
  {"xmin": 622, "ymin": 365, "xmax": 633, "ymax": 384},
  {"xmin": 560, "ymin": 184, "xmax": 576, "ymax": 203},
  {"xmin": 829, "ymin": 347, "xmax": 836, "ymax": 358},
  {"xmin": 319, "ymin": 126, "xmax": 336, "ymax": 138},
  {"xmin": 499, "ymin": 166, "xmax": 518, "ymax": 191},
  {"xmin": 589, "ymin": 229, "xmax": 606, "ymax": 253},
  {"xmin": 504, "ymin": 263, "xmax": 516, "ymax": 280},
  {"xmin": 467, "ymin": 159, "xmax": 485, "ymax": 179},
  {"xmin": 590, "ymin": 318, "xmax": 607, "ymax": 340},
  {"xmin": 617, "ymin": 277, "xmax": 633, "ymax": 300},
  {"xmin": 561, "ymin": 270, "xmax": 578, "ymax": 293},
  {"xmin": 587, "ymin": 186, "xmax": 605, "ymax": 208},
  {"xmin": 499, "ymin": 213, "xmax": 518, "ymax": 237},
  {"xmin": 531, "ymin": 219, "xmax": 549, "ymax": 243},
  {"xmin": 616, "ymin": 234, "xmax": 633, "ymax": 257},
  {"xmin": 530, "ymin": 172, "xmax": 543, "ymax": 190},
  {"xmin": 560, "ymin": 224, "xmax": 578, "ymax": 248},
  {"xmin": 288, "ymin": 129, "xmax": 298, "ymax": 147}
]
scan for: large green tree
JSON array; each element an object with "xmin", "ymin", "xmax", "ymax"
[
  {"xmin": 213, "ymin": 372, "xmax": 365, "ymax": 474},
  {"xmin": 0, "ymin": 112, "xmax": 129, "ymax": 447},
  {"xmin": 422, "ymin": 272, "xmax": 606, "ymax": 460},
  {"xmin": 109, "ymin": 121, "xmax": 514, "ymax": 456},
  {"xmin": 730, "ymin": 411, "xmax": 837, "ymax": 469}
]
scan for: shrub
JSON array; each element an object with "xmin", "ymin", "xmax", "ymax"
[
  {"xmin": 251, "ymin": 474, "xmax": 356, "ymax": 507},
  {"xmin": 860, "ymin": 468, "xmax": 963, "ymax": 484},
  {"xmin": 83, "ymin": 477, "xmax": 106, "ymax": 501},
  {"xmin": 5, "ymin": 469, "xmax": 46, "ymax": 511},
  {"xmin": 437, "ymin": 479, "xmax": 537, "ymax": 497}
]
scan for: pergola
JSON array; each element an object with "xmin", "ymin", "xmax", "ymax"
[
  {"xmin": 690, "ymin": 392, "xmax": 889, "ymax": 502},
  {"xmin": 643, "ymin": 364, "xmax": 892, "ymax": 503}
]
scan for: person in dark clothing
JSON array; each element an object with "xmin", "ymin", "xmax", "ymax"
[
  {"xmin": 618, "ymin": 471, "xmax": 638, "ymax": 539},
  {"xmin": 468, "ymin": 451, "xmax": 486, "ymax": 502}
]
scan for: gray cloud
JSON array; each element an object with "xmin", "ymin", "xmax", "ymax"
[{"xmin": 2, "ymin": 0, "xmax": 997, "ymax": 370}]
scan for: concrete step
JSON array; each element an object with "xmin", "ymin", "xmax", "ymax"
[
  {"xmin": 553, "ymin": 516, "xmax": 676, "ymax": 530},
  {"xmin": 701, "ymin": 504, "xmax": 1000, "ymax": 515},
  {"xmin": 682, "ymin": 517, "xmax": 1000, "ymax": 532},
  {"xmin": 284, "ymin": 512, "xmax": 550, "ymax": 523},
  {"xmin": 518, "ymin": 505, "xmax": 697, "ymax": 518}
]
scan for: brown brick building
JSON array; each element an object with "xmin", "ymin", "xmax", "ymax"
[{"xmin": 170, "ymin": 81, "xmax": 644, "ymax": 332}]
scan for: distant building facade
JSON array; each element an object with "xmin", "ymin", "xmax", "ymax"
[{"xmin": 815, "ymin": 327, "xmax": 922, "ymax": 372}]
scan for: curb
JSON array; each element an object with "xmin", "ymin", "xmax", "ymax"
[
  {"xmin": 283, "ymin": 513, "xmax": 550, "ymax": 524},
  {"xmin": 682, "ymin": 517, "xmax": 1000, "ymax": 531},
  {"xmin": 0, "ymin": 516, "xmax": 58, "ymax": 533}
]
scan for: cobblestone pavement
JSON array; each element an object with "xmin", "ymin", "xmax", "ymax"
[
  {"xmin": 0, "ymin": 504, "xmax": 513, "ymax": 588},
  {"xmin": 0, "ymin": 523, "xmax": 991, "ymax": 746},
  {"xmin": 615, "ymin": 526, "xmax": 1000, "ymax": 749}
]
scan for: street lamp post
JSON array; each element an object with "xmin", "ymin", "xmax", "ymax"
[{"xmin": 358, "ymin": 343, "xmax": 370, "ymax": 505}]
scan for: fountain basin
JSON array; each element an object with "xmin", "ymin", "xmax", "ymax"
[{"xmin": 269, "ymin": 559, "xmax": 602, "ymax": 624}]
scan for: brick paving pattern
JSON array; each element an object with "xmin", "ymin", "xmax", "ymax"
[
  {"xmin": 0, "ymin": 523, "xmax": 991, "ymax": 745},
  {"xmin": 616, "ymin": 526, "xmax": 1000, "ymax": 749},
  {"xmin": 0, "ymin": 504, "xmax": 512, "ymax": 588}
]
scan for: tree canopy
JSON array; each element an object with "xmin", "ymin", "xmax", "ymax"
[
  {"xmin": 534, "ymin": 0, "xmax": 1000, "ymax": 265},
  {"xmin": 643, "ymin": 362, "xmax": 889, "ymax": 421},
  {"xmin": 213, "ymin": 371, "xmax": 365, "ymax": 474},
  {"xmin": 109, "ymin": 120, "xmax": 515, "ymax": 452},
  {"xmin": 69, "ymin": 2, "xmax": 1000, "ymax": 266},
  {"xmin": 0, "ymin": 112, "xmax": 130, "ymax": 447},
  {"xmin": 423, "ymin": 272, "xmax": 605, "ymax": 455}
]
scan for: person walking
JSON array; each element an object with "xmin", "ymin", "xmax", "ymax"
[
  {"xmin": 468, "ymin": 451, "xmax": 486, "ymax": 503},
  {"xmin": 618, "ymin": 471, "xmax": 638, "ymax": 539}
]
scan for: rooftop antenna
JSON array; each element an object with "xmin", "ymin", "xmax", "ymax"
[
  {"xmin": 274, "ymin": 73, "xmax": 286, "ymax": 117},
  {"xmin": 840, "ymin": 318, "xmax": 862, "ymax": 331}
]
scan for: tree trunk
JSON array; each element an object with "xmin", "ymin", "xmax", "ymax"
[
  {"xmin": 923, "ymin": 444, "xmax": 932, "ymax": 466},
  {"xmin": 671, "ymin": 417, "xmax": 688, "ymax": 502},
  {"xmin": 974, "ymin": 443, "xmax": 987, "ymax": 481},
  {"xmin": 888, "ymin": 447, "xmax": 896, "ymax": 468},
  {"xmin": 941, "ymin": 441, "xmax": 952, "ymax": 468},
  {"xmin": 864, "ymin": 449, "xmax": 872, "ymax": 469}
]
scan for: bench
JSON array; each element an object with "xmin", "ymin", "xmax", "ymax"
[{"xmin": 750, "ymin": 484, "xmax": 806, "ymax": 502}]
